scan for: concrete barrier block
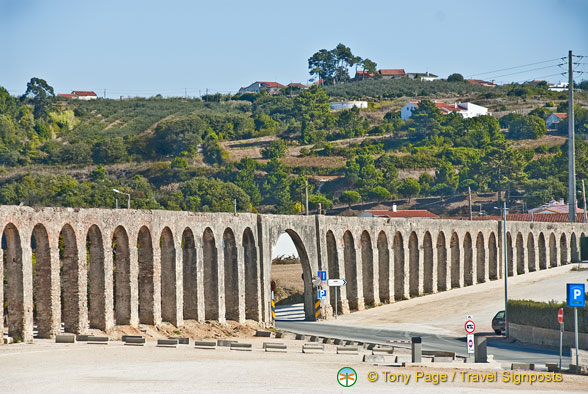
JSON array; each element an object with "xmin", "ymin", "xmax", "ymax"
[
  {"xmin": 217, "ymin": 340, "xmax": 237, "ymax": 347},
  {"xmin": 157, "ymin": 339, "xmax": 178, "ymax": 348},
  {"xmin": 511, "ymin": 363, "xmax": 535, "ymax": 370},
  {"xmin": 396, "ymin": 356, "xmax": 411, "ymax": 363},
  {"xmin": 302, "ymin": 343, "xmax": 325, "ymax": 354},
  {"xmin": 363, "ymin": 354, "xmax": 386, "ymax": 364},
  {"xmin": 87, "ymin": 336, "xmax": 109, "ymax": 344},
  {"xmin": 545, "ymin": 363, "xmax": 560, "ymax": 372},
  {"xmin": 122, "ymin": 335, "xmax": 143, "ymax": 342},
  {"xmin": 3, "ymin": 337, "xmax": 14, "ymax": 345},
  {"xmin": 295, "ymin": 334, "xmax": 306, "ymax": 341},
  {"xmin": 433, "ymin": 356, "xmax": 454, "ymax": 363},
  {"xmin": 194, "ymin": 341, "xmax": 216, "ymax": 349},
  {"xmin": 264, "ymin": 342, "xmax": 287, "ymax": 353},
  {"xmin": 372, "ymin": 346, "xmax": 394, "ymax": 355},
  {"xmin": 333, "ymin": 339, "xmax": 344, "ymax": 345},
  {"xmin": 55, "ymin": 334, "xmax": 75, "ymax": 343},
  {"xmin": 124, "ymin": 337, "xmax": 145, "ymax": 345},
  {"xmin": 255, "ymin": 331, "xmax": 272, "ymax": 337},
  {"xmin": 423, "ymin": 350, "xmax": 455, "ymax": 359},
  {"xmin": 75, "ymin": 335, "xmax": 89, "ymax": 342},
  {"xmin": 169, "ymin": 337, "xmax": 189, "ymax": 345},
  {"xmin": 274, "ymin": 332, "xmax": 285, "ymax": 339},
  {"xmin": 337, "ymin": 346, "xmax": 359, "ymax": 355},
  {"xmin": 322, "ymin": 337, "xmax": 333, "ymax": 344},
  {"xmin": 309, "ymin": 336, "xmax": 319, "ymax": 342},
  {"xmin": 230, "ymin": 343, "xmax": 252, "ymax": 351}
]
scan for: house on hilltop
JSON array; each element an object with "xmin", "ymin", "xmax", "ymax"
[
  {"xmin": 401, "ymin": 101, "xmax": 489, "ymax": 120},
  {"xmin": 528, "ymin": 198, "xmax": 584, "ymax": 215},
  {"xmin": 379, "ymin": 69, "xmax": 406, "ymax": 79},
  {"xmin": 239, "ymin": 81, "xmax": 284, "ymax": 95},
  {"xmin": 466, "ymin": 79, "xmax": 496, "ymax": 87},
  {"xmin": 407, "ymin": 72, "xmax": 438, "ymax": 81},
  {"xmin": 58, "ymin": 91, "xmax": 98, "ymax": 100}
]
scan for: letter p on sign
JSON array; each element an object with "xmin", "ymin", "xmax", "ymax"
[{"xmin": 567, "ymin": 283, "xmax": 586, "ymax": 307}]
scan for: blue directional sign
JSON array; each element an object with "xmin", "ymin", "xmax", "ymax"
[
  {"xmin": 567, "ymin": 283, "xmax": 586, "ymax": 307},
  {"xmin": 317, "ymin": 270, "xmax": 327, "ymax": 281},
  {"xmin": 318, "ymin": 289, "xmax": 327, "ymax": 300}
]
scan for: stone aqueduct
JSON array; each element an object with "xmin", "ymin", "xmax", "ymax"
[{"xmin": 0, "ymin": 206, "xmax": 586, "ymax": 342}]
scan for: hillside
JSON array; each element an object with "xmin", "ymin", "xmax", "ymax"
[{"xmin": 1, "ymin": 79, "xmax": 587, "ymax": 216}]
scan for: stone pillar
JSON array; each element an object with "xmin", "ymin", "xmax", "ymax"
[
  {"xmin": 431, "ymin": 246, "xmax": 438, "ymax": 294},
  {"xmin": 418, "ymin": 242, "xmax": 425, "ymax": 296},
  {"xmin": 336, "ymin": 244, "xmax": 350, "ymax": 314},
  {"xmin": 152, "ymin": 246, "xmax": 162, "ymax": 326},
  {"xmin": 402, "ymin": 245, "xmax": 410, "ymax": 299},
  {"xmin": 371, "ymin": 246, "xmax": 381, "ymax": 305},
  {"xmin": 217, "ymin": 242, "xmax": 226, "ymax": 323},
  {"xmin": 173, "ymin": 238, "xmax": 184, "ymax": 327},
  {"xmin": 103, "ymin": 245, "xmax": 115, "ymax": 331},
  {"xmin": 195, "ymin": 242, "xmax": 206, "ymax": 322},
  {"xmin": 48, "ymin": 244, "xmax": 62, "ymax": 337},
  {"xmin": 237, "ymin": 244, "xmax": 246, "ymax": 323},
  {"xmin": 0, "ymin": 248, "xmax": 3, "ymax": 340},
  {"xmin": 355, "ymin": 246, "xmax": 365, "ymax": 311},
  {"xmin": 18, "ymin": 243, "xmax": 34, "ymax": 342},
  {"xmin": 128, "ymin": 241, "xmax": 139, "ymax": 327}
]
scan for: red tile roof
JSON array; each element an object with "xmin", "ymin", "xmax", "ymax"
[
  {"xmin": 464, "ymin": 213, "xmax": 586, "ymax": 223},
  {"xmin": 258, "ymin": 81, "xmax": 284, "ymax": 88},
  {"xmin": 365, "ymin": 209, "xmax": 439, "ymax": 218},
  {"xmin": 287, "ymin": 83, "xmax": 307, "ymax": 88},
  {"xmin": 379, "ymin": 69, "xmax": 406, "ymax": 76},
  {"xmin": 58, "ymin": 93, "xmax": 76, "ymax": 98},
  {"xmin": 553, "ymin": 113, "xmax": 568, "ymax": 119},
  {"xmin": 72, "ymin": 90, "xmax": 97, "ymax": 96}
]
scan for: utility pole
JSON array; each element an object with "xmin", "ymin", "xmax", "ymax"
[
  {"xmin": 568, "ymin": 50, "xmax": 576, "ymax": 222},
  {"xmin": 502, "ymin": 201, "xmax": 509, "ymax": 338},
  {"xmin": 103, "ymin": 89, "xmax": 106, "ymax": 99},
  {"xmin": 185, "ymin": 88, "xmax": 187, "ymax": 99},
  {"xmin": 582, "ymin": 179, "xmax": 587, "ymax": 223},
  {"xmin": 468, "ymin": 186, "xmax": 472, "ymax": 220}
]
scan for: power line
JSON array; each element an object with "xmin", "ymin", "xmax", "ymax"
[
  {"xmin": 469, "ymin": 57, "xmax": 563, "ymax": 78},
  {"xmin": 486, "ymin": 63, "xmax": 565, "ymax": 80}
]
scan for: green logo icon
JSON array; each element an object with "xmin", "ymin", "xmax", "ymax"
[{"xmin": 337, "ymin": 367, "xmax": 357, "ymax": 387}]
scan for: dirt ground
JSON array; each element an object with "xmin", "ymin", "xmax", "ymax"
[
  {"xmin": 271, "ymin": 263, "xmax": 304, "ymax": 304},
  {"xmin": 0, "ymin": 338, "xmax": 586, "ymax": 393}
]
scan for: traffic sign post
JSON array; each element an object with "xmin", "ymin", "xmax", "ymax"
[
  {"xmin": 327, "ymin": 278, "xmax": 347, "ymax": 319},
  {"xmin": 467, "ymin": 334, "xmax": 475, "ymax": 354},
  {"xmin": 318, "ymin": 289, "xmax": 327, "ymax": 300},
  {"xmin": 317, "ymin": 270, "xmax": 327, "ymax": 282},
  {"xmin": 567, "ymin": 283, "xmax": 585, "ymax": 368},
  {"xmin": 558, "ymin": 307, "xmax": 564, "ymax": 370},
  {"xmin": 464, "ymin": 320, "xmax": 476, "ymax": 334}
]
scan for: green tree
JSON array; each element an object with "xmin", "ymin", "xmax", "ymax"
[
  {"xmin": 340, "ymin": 190, "xmax": 361, "ymax": 208},
  {"xmin": 447, "ymin": 73, "xmax": 464, "ymax": 82},
  {"xmin": 398, "ymin": 178, "xmax": 421, "ymax": 199},
  {"xmin": 235, "ymin": 158, "xmax": 261, "ymax": 205},
  {"xmin": 261, "ymin": 139, "xmax": 287, "ymax": 159},
  {"xmin": 294, "ymin": 85, "xmax": 333, "ymax": 144},
  {"xmin": 508, "ymin": 115, "xmax": 547, "ymax": 140},
  {"xmin": 21, "ymin": 77, "xmax": 55, "ymax": 118},
  {"xmin": 337, "ymin": 106, "xmax": 368, "ymax": 138},
  {"xmin": 92, "ymin": 137, "xmax": 127, "ymax": 164},
  {"xmin": 368, "ymin": 186, "xmax": 391, "ymax": 201}
]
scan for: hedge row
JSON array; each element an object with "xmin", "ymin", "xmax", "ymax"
[{"xmin": 507, "ymin": 298, "xmax": 588, "ymax": 333}]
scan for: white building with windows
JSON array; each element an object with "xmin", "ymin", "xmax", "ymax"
[{"xmin": 401, "ymin": 101, "xmax": 489, "ymax": 120}]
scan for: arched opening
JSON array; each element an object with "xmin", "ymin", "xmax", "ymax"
[
  {"xmin": 2, "ymin": 223, "xmax": 29, "ymax": 341},
  {"xmin": 527, "ymin": 233, "xmax": 536, "ymax": 272},
  {"xmin": 243, "ymin": 227, "xmax": 259, "ymax": 321},
  {"xmin": 423, "ymin": 232, "xmax": 433, "ymax": 293},
  {"xmin": 223, "ymin": 228, "xmax": 239, "ymax": 321},
  {"xmin": 538, "ymin": 233, "xmax": 547, "ymax": 270},
  {"xmin": 488, "ymin": 233, "xmax": 498, "ymax": 280},
  {"xmin": 463, "ymin": 233, "xmax": 473, "ymax": 286},
  {"xmin": 476, "ymin": 232, "xmax": 485, "ymax": 283},
  {"xmin": 60, "ymin": 224, "xmax": 80, "ymax": 333},
  {"xmin": 326, "ymin": 230, "xmax": 339, "ymax": 310},
  {"xmin": 436, "ymin": 232, "xmax": 447, "ymax": 291},
  {"xmin": 507, "ymin": 232, "xmax": 514, "ymax": 276},
  {"xmin": 377, "ymin": 231, "xmax": 390, "ymax": 303},
  {"xmin": 86, "ymin": 225, "xmax": 106, "ymax": 330},
  {"xmin": 137, "ymin": 226, "xmax": 154, "ymax": 324},
  {"xmin": 271, "ymin": 230, "xmax": 314, "ymax": 320},
  {"xmin": 560, "ymin": 234, "xmax": 568, "ymax": 265},
  {"xmin": 203, "ymin": 228, "xmax": 219, "ymax": 320},
  {"xmin": 516, "ymin": 233, "xmax": 524, "ymax": 275},
  {"xmin": 160, "ymin": 227, "xmax": 177, "ymax": 324},
  {"xmin": 32, "ymin": 224, "xmax": 58, "ymax": 338},
  {"xmin": 549, "ymin": 233, "xmax": 557, "ymax": 267},
  {"xmin": 571, "ymin": 233, "xmax": 579, "ymax": 263},
  {"xmin": 408, "ymin": 232, "xmax": 419, "ymax": 297},
  {"xmin": 361, "ymin": 231, "xmax": 374, "ymax": 306},
  {"xmin": 343, "ymin": 231, "xmax": 359, "ymax": 310},
  {"xmin": 112, "ymin": 226, "xmax": 131, "ymax": 325},
  {"xmin": 450, "ymin": 232, "xmax": 460, "ymax": 288},
  {"xmin": 393, "ymin": 232, "xmax": 405, "ymax": 300},
  {"xmin": 182, "ymin": 228, "xmax": 197, "ymax": 320}
]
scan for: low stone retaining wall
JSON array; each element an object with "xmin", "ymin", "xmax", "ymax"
[{"xmin": 509, "ymin": 322, "xmax": 588, "ymax": 350}]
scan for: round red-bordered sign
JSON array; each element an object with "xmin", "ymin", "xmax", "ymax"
[
  {"xmin": 557, "ymin": 308, "xmax": 564, "ymax": 324},
  {"xmin": 465, "ymin": 320, "xmax": 476, "ymax": 334}
]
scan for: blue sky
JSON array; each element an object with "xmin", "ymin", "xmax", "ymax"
[{"xmin": 1, "ymin": 0, "xmax": 587, "ymax": 98}]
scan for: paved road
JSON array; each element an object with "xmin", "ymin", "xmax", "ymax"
[
  {"xmin": 276, "ymin": 320, "xmax": 572, "ymax": 367},
  {"xmin": 275, "ymin": 303, "xmax": 305, "ymax": 321}
]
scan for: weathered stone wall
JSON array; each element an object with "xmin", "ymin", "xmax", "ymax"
[{"xmin": 0, "ymin": 206, "xmax": 585, "ymax": 342}]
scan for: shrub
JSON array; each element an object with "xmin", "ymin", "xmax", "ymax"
[{"xmin": 508, "ymin": 299, "xmax": 588, "ymax": 333}]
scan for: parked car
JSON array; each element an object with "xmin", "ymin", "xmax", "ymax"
[{"xmin": 492, "ymin": 310, "xmax": 505, "ymax": 334}]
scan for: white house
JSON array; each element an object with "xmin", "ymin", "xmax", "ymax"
[
  {"xmin": 330, "ymin": 101, "xmax": 368, "ymax": 110},
  {"xmin": 407, "ymin": 72, "xmax": 438, "ymax": 81},
  {"xmin": 72, "ymin": 91, "xmax": 98, "ymax": 100},
  {"xmin": 549, "ymin": 82, "xmax": 568, "ymax": 92},
  {"xmin": 239, "ymin": 81, "xmax": 284, "ymax": 95},
  {"xmin": 545, "ymin": 112, "xmax": 568, "ymax": 129},
  {"xmin": 401, "ymin": 101, "xmax": 489, "ymax": 120}
]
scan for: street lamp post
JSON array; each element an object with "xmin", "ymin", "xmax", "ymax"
[
  {"xmin": 502, "ymin": 201, "xmax": 509, "ymax": 338},
  {"xmin": 112, "ymin": 189, "xmax": 130, "ymax": 209}
]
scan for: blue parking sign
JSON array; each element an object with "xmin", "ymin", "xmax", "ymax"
[
  {"xmin": 318, "ymin": 289, "xmax": 327, "ymax": 300},
  {"xmin": 567, "ymin": 283, "xmax": 586, "ymax": 307},
  {"xmin": 318, "ymin": 270, "xmax": 327, "ymax": 281}
]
